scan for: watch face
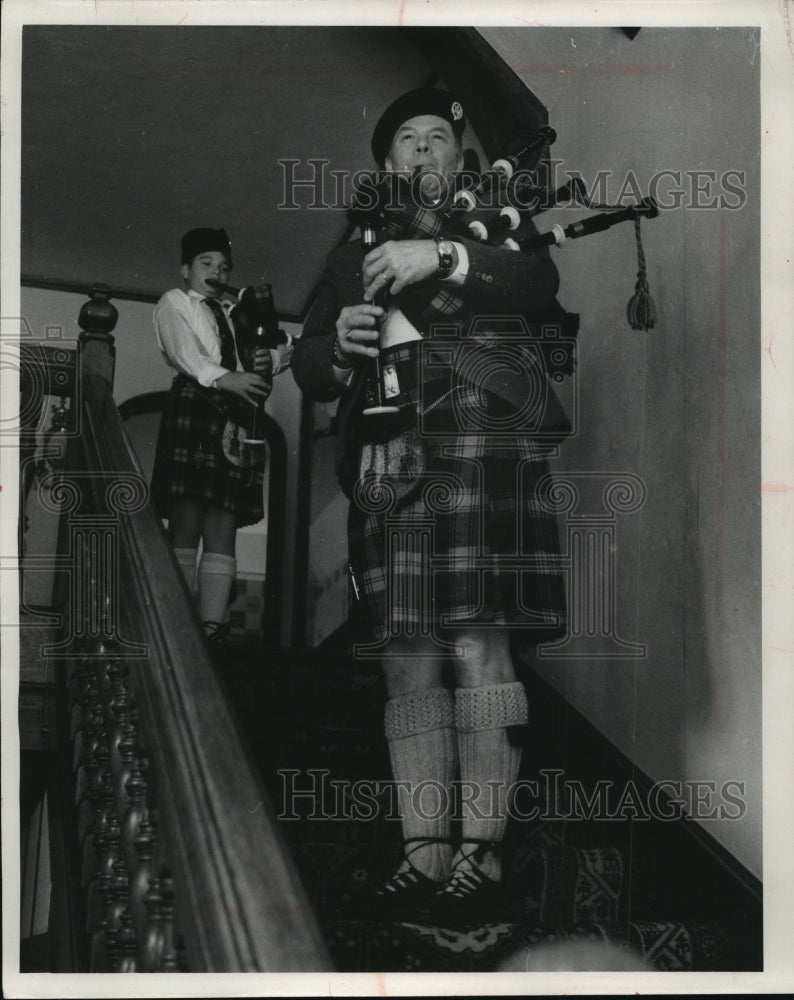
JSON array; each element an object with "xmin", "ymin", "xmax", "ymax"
[{"xmin": 438, "ymin": 240, "xmax": 454, "ymax": 275}]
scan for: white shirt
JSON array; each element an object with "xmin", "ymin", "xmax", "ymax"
[
  {"xmin": 154, "ymin": 287, "xmax": 291, "ymax": 387},
  {"xmin": 154, "ymin": 287, "xmax": 239, "ymax": 388}
]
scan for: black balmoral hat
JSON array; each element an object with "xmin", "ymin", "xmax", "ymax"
[
  {"xmin": 371, "ymin": 88, "xmax": 466, "ymax": 167},
  {"xmin": 181, "ymin": 227, "xmax": 233, "ymax": 266}
]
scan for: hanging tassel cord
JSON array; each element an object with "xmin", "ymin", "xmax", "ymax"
[
  {"xmin": 626, "ymin": 216, "xmax": 657, "ymax": 331},
  {"xmin": 553, "ymin": 181, "xmax": 657, "ymax": 331}
]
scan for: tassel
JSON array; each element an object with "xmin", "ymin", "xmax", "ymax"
[
  {"xmin": 626, "ymin": 217, "xmax": 657, "ymax": 331},
  {"xmin": 627, "ymin": 276, "xmax": 657, "ymax": 331}
]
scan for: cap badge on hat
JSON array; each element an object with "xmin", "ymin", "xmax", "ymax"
[{"xmin": 451, "ymin": 101, "xmax": 464, "ymax": 121}]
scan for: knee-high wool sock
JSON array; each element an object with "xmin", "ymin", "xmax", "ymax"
[
  {"xmin": 384, "ymin": 687, "xmax": 457, "ymax": 882},
  {"xmin": 198, "ymin": 552, "xmax": 236, "ymax": 628},
  {"xmin": 173, "ymin": 546, "xmax": 198, "ymax": 597},
  {"xmin": 455, "ymin": 681, "xmax": 528, "ymax": 881}
]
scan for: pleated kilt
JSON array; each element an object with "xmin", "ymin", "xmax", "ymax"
[
  {"xmin": 347, "ymin": 343, "xmax": 567, "ymax": 647},
  {"xmin": 151, "ymin": 374, "xmax": 265, "ymax": 527}
]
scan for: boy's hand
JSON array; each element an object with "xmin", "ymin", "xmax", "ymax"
[
  {"xmin": 216, "ymin": 370, "xmax": 271, "ymax": 404},
  {"xmin": 252, "ymin": 348, "xmax": 274, "ymax": 376}
]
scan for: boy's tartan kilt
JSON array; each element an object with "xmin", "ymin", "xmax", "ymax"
[
  {"xmin": 152, "ymin": 374, "xmax": 265, "ymax": 527},
  {"xmin": 346, "ymin": 345, "xmax": 567, "ymax": 648}
]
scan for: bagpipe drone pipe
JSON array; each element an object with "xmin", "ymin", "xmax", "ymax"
[
  {"xmin": 344, "ymin": 124, "xmax": 658, "ymax": 441},
  {"xmin": 347, "ymin": 122, "xmax": 659, "ymax": 340}
]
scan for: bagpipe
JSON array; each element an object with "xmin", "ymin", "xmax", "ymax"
[
  {"xmin": 346, "ymin": 124, "xmax": 659, "ymax": 418},
  {"xmin": 349, "ymin": 124, "xmax": 658, "ymax": 257},
  {"xmin": 205, "ymin": 279, "xmax": 288, "ymax": 452},
  {"xmin": 207, "ymin": 278, "xmax": 289, "ymax": 469}
]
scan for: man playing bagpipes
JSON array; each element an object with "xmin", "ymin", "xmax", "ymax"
[{"xmin": 292, "ymin": 88, "xmax": 577, "ymax": 922}]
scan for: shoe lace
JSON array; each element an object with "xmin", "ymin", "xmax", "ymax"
[
  {"xmin": 437, "ymin": 864, "xmax": 487, "ymax": 899},
  {"xmin": 376, "ymin": 837, "xmax": 450, "ymax": 896},
  {"xmin": 377, "ymin": 866, "xmax": 425, "ymax": 895}
]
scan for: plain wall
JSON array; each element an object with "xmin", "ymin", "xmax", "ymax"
[{"xmin": 481, "ymin": 26, "xmax": 761, "ymax": 876}]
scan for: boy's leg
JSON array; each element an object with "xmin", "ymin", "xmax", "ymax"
[
  {"xmin": 198, "ymin": 508, "xmax": 238, "ymax": 637},
  {"xmin": 168, "ymin": 498, "xmax": 204, "ymax": 597}
]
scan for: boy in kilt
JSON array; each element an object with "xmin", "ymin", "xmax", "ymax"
[
  {"xmin": 293, "ymin": 89, "xmax": 577, "ymax": 922},
  {"xmin": 152, "ymin": 227, "xmax": 278, "ymax": 642}
]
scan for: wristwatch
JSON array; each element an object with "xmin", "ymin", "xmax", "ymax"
[{"xmin": 436, "ymin": 239, "xmax": 456, "ymax": 279}]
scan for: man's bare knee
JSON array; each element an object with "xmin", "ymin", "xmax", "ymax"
[
  {"xmin": 451, "ymin": 627, "xmax": 515, "ymax": 687},
  {"xmin": 382, "ymin": 637, "xmax": 445, "ymax": 697}
]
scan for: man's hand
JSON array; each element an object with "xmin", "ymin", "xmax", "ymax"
[
  {"xmin": 216, "ymin": 370, "xmax": 270, "ymax": 404},
  {"xmin": 252, "ymin": 347, "xmax": 274, "ymax": 376},
  {"xmin": 362, "ymin": 240, "xmax": 438, "ymax": 299},
  {"xmin": 334, "ymin": 303, "xmax": 384, "ymax": 364}
]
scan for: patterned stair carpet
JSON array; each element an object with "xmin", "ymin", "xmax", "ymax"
[{"xmin": 216, "ymin": 640, "xmax": 759, "ymax": 972}]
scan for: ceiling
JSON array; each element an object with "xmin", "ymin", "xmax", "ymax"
[
  {"xmin": 21, "ymin": 26, "xmax": 437, "ymax": 317},
  {"xmin": 21, "ymin": 25, "xmax": 548, "ymax": 319}
]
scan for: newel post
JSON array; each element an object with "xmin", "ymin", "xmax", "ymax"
[{"xmin": 78, "ymin": 284, "xmax": 119, "ymax": 390}]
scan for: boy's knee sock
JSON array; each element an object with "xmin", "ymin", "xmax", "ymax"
[
  {"xmin": 173, "ymin": 546, "xmax": 198, "ymax": 597},
  {"xmin": 454, "ymin": 681, "xmax": 528, "ymax": 881},
  {"xmin": 384, "ymin": 687, "xmax": 456, "ymax": 882},
  {"xmin": 198, "ymin": 553, "xmax": 236, "ymax": 627}
]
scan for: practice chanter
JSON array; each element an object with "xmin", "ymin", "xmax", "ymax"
[
  {"xmin": 356, "ymin": 212, "xmax": 400, "ymax": 417},
  {"xmin": 206, "ymin": 279, "xmax": 287, "ymax": 443}
]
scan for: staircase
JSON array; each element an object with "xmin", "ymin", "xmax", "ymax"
[
  {"xmin": 16, "ymin": 285, "xmax": 761, "ymax": 974},
  {"xmin": 219, "ymin": 632, "xmax": 763, "ymax": 973},
  {"xmin": 17, "ymin": 288, "xmax": 328, "ymax": 973}
]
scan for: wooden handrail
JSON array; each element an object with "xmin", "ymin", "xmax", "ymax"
[{"xmin": 45, "ymin": 287, "xmax": 330, "ymax": 971}]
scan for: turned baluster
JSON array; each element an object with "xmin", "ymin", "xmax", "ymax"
[
  {"xmin": 86, "ymin": 814, "xmax": 120, "ymax": 935},
  {"xmin": 122, "ymin": 752, "xmax": 147, "ymax": 875},
  {"xmin": 76, "ymin": 739, "xmax": 109, "ymax": 844},
  {"xmin": 89, "ymin": 856, "xmax": 126, "ymax": 972},
  {"xmin": 81, "ymin": 770, "xmax": 114, "ymax": 888},
  {"xmin": 69, "ymin": 658, "xmax": 99, "ymax": 737},
  {"xmin": 95, "ymin": 656, "xmax": 117, "ymax": 711},
  {"xmin": 73, "ymin": 695, "xmax": 104, "ymax": 772},
  {"xmin": 115, "ymin": 911, "xmax": 138, "ymax": 972},
  {"xmin": 140, "ymin": 876, "xmax": 163, "ymax": 972},
  {"xmin": 129, "ymin": 811, "xmax": 156, "ymax": 949},
  {"xmin": 105, "ymin": 858, "xmax": 131, "ymax": 971},
  {"xmin": 104, "ymin": 660, "xmax": 126, "ymax": 730},
  {"xmin": 158, "ymin": 871, "xmax": 178, "ymax": 972},
  {"xmin": 114, "ymin": 730, "xmax": 138, "ymax": 820},
  {"xmin": 72, "ymin": 729, "xmax": 97, "ymax": 813},
  {"xmin": 104, "ymin": 660, "xmax": 129, "ymax": 721}
]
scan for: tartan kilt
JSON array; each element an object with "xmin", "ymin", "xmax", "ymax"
[
  {"xmin": 346, "ymin": 346, "xmax": 567, "ymax": 648},
  {"xmin": 151, "ymin": 374, "xmax": 265, "ymax": 527}
]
